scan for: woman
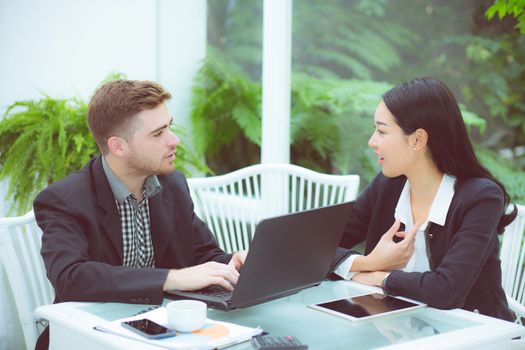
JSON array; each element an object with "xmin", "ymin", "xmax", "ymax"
[{"xmin": 333, "ymin": 77, "xmax": 517, "ymax": 321}]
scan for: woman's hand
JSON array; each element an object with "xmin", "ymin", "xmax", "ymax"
[
  {"xmin": 353, "ymin": 219, "xmax": 421, "ymax": 272},
  {"xmin": 351, "ymin": 271, "xmax": 389, "ymax": 287}
]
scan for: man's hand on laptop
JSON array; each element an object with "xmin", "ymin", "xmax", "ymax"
[
  {"xmin": 162, "ymin": 261, "xmax": 239, "ymax": 291},
  {"xmin": 228, "ymin": 250, "xmax": 247, "ymax": 271}
]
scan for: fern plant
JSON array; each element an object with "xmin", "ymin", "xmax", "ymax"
[
  {"xmin": 191, "ymin": 47, "xmax": 262, "ymax": 173},
  {"xmin": 190, "ymin": 50, "xmax": 390, "ymax": 181},
  {"xmin": 170, "ymin": 125, "xmax": 211, "ymax": 177},
  {"xmin": 290, "ymin": 73, "xmax": 392, "ymax": 180},
  {"xmin": 292, "ymin": 0, "xmax": 418, "ymax": 79},
  {"xmin": 0, "ymin": 95, "xmax": 209, "ymax": 215},
  {"xmin": 0, "ymin": 96, "xmax": 96, "ymax": 214},
  {"xmin": 476, "ymin": 147, "xmax": 525, "ymax": 203}
]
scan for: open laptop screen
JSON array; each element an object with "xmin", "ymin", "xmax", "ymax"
[{"xmin": 165, "ymin": 201, "xmax": 353, "ymax": 310}]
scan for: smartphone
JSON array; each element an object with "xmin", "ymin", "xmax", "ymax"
[{"xmin": 121, "ymin": 318, "xmax": 177, "ymax": 339}]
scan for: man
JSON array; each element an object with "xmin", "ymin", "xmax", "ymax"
[{"xmin": 34, "ymin": 80, "xmax": 245, "ymax": 348}]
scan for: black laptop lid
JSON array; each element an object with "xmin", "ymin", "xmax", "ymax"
[{"xmin": 230, "ymin": 201, "xmax": 353, "ymax": 308}]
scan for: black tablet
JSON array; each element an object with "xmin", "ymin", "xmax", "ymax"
[{"xmin": 309, "ymin": 293, "xmax": 425, "ymax": 322}]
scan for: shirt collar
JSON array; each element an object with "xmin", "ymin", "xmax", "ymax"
[
  {"xmin": 395, "ymin": 174, "xmax": 456, "ymax": 228},
  {"xmin": 101, "ymin": 156, "xmax": 161, "ymax": 204}
]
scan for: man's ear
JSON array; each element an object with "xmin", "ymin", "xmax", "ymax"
[
  {"xmin": 412, "ymin": 128, "xmax": 428, "ymax": 151},
  {"xmin": 107, "ymin": 136, "xmax": 127, "ymax": 157}
]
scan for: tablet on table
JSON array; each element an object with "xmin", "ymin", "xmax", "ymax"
[{"xmin": 309, "ymin": 293, "xmax": 425, "ymax": 322}]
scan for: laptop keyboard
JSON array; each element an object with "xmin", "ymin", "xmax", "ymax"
[{"xmin": 195, "ymin": 284, "xmax": 233, "ymax": 298}]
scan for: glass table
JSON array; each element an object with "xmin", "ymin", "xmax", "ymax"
[{"xmin": 36, "ymin": 280, "xmax": 525, "ymax": 350}]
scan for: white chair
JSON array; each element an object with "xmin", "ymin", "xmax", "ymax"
[
  {"xmin": 188, "ymin": 163, "xmax": 359, "ymax": 253},
  {"xmin": 0, "ymin": 210, "xmax": 54, "ymax": 349},
  {"xmin": 500, "ymin": 204, "xmax": 525, "ymax": 324}
]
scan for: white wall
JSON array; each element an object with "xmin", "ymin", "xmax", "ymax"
[
  {"xmin": 157, "ymin": 0, "xmax": 207, "ymax": 142},
  {"xmin": 0, "ymin": 0, "xmax": 157, "ymax": 108}
]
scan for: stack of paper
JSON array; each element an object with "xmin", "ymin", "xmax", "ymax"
[{"xmin": 94, "ymin": 306, "xmax": 262, "ymax": 349}]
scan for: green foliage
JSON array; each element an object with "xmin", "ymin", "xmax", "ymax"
[
  {"xmin": 191, "ymin": 53, "xmax": 493, "ymax": 187},
  {"xmin": 190, "ymin": 51, "xmax": 385, "ymax": 177},
  {"xmin": 292, "ymin": 0, "xmax": 418, "ymax": 79},
  {"xmin": 0, "ymin": 97, "xmax": 97, "ymax": 214},
  {"xmin": 290, "ymin": 74, "xmax": 391, "ymax": 181},
  {"xmin": 476, "ymin": 147, "xmax": 525, "ymax": 203},
  {"xmin": 461, "ymin": 104, "xmax": 487, "ymax": 133},
  {"xmin": 170, "ymin": 125, "xmax": 212, "ymax": 177},
  {"xmin": 486, "ymin": 0, "xmax": 525, "ymax": 34},
  {"xmin": 375, "ymin": 1, "xmax": 525, "ymax": 199},
  {"xmin": 190, "ymin": 48, "xmax": 261, "ymax": 173},
  {"xmin": 207, "ymin": 0, "xmax": 263, "ymax": 79},
  {"xmin": 433, "ymin": 33, "xmax": 525, "ymax": 149},
  {"xmin": 201, "ymin": 0, "xmax": 525, "ymax": 201},
  {"xmin": 207, "ymin": 0, "xmax": 417, "ymax": 80},
  {"xmin": 207, "ymin": 0, "xmax": 525, "ymax": 154}
]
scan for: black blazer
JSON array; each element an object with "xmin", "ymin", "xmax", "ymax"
[
  {"xmin": 34, "ymin": 156, "xmax": 230, "ymax": 305},
  {"xmin": 334, "ymin": 173, "xmax": 514, "ymax": 321}
]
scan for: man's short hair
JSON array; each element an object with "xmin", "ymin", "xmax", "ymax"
[{"xmin": 87, "ymin": 80, "xmax": 172, "ymax": 154}]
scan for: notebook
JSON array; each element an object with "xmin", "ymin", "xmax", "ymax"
[{"xmin": 165, "ymin": 201, "xmax": 353, "ymax": 311}]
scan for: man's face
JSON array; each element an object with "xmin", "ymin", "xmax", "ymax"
[{"xmin": 124, "ymin": 103, "xmax": 180, "ymax": 177}]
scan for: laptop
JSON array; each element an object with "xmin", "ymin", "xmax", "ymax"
[{"xmin": 165, "ymin": 201, "xmax": 353, "ymax": 311}]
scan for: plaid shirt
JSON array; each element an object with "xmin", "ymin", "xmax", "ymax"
[
  {"xmin": 102, "ymin": 157, "xmax": 161, "ymax": 268},
  {"xmin": 116, "ymin": 191, "xmax": 155, "ymax": 267}
]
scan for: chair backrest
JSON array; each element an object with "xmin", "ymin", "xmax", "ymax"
[
  {"xmin": 187, "ymin": 163, "xmax": 360, "ymax": 253},
  {"xmin": 0, "ymin": 210, "xmax": 54, "ymax": 349},
  {"xmin": 500, "ymin": 204, "xmax": 525, "ymax": 322}
]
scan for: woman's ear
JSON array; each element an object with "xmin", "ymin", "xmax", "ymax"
[
  {"xmin": 412, "ymin": 128, "xmax": 428, "ymax": 151},
  {"xmin": 107, "ymin": 136, "xmax": 127, "ymax": 157}
]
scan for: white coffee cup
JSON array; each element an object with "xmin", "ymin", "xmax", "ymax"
[{"xmin": 166, "ymin": 300, "xmax": 207, "ymax": 332}]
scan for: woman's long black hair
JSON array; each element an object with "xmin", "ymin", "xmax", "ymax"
[{"xmin": 382, "ymin": 77, "xmax": 517, "ymax": 234}]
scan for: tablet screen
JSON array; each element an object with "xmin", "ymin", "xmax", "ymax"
[{"xmin": 311, "ymin": 293, "xmax": 423, "ymax": 321}]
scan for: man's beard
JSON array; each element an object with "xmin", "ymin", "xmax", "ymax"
[{"xmin": 127, "ymin": 149, "xmax": 175, "ymax": 177}]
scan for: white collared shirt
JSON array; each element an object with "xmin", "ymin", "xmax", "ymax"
[{"xmin": 334, "ymin": 174, "xmax": 456, "ymax": 279}]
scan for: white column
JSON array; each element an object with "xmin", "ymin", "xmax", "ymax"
[
  {"xmin": 261, "ymin": 0, "xmax": 292, "ymax": 216},
  {"xmin": 156, "ymin": 0, "xmax": 207, "ymax": 159},
  {"xmin": 261, "ymin": 0, "xmax": 292, "ymax": 164}
]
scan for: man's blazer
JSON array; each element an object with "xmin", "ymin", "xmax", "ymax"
[{"xmin": 34, "ymin": 156, "xmax": 230, "ymax": 305}]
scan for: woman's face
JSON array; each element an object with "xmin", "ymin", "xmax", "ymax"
[{"xmin": 368, "ymin": 100, "xmax": 415, "ymax": 178}]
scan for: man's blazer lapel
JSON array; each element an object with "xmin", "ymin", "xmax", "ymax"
[
  {"xmin": 149, "ymin": 191, "xmax": 178, "ymax": 265},
  {"xmin": 91, "ymin": 156, "xmax": 124, "ymax": 262}
]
